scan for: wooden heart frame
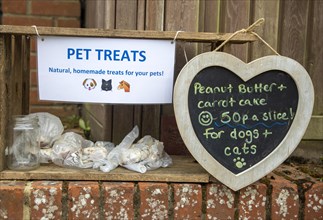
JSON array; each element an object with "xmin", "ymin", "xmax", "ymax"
[{"xmin": 173, "ymin": 52, "xmax": 314, "ymax": 191}]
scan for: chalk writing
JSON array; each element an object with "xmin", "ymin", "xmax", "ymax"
[{"xmin": 188, "ymin": 66, "xmax": 298, "ymax": 174}]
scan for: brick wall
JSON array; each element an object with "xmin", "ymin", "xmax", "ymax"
[
  {"xmin": 1, "ymin": 0, "xmax": 82, "ymax": 118},
  {"xmin": 0, "ymin": 179, "xmax": 322, "ymax": 219}
]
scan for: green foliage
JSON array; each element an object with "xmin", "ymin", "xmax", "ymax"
[{"xmin": 79, "ymin": 118, "xmax": 91, "ymax": 139}]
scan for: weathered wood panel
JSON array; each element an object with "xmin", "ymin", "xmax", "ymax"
[
  {"xmin": 250, "ymin": 0, "xmax": 280, "ymax": 59},
  {"xmin": 22, "ymin": 36, "xmax": 30, "ymax": 115},
  {"xmin": 0, "ymin": 34, "xmax": 30, "ymax": 171},
  {"xmin": 279, "ymin": 0, "xmax": 309, "ymax": 65},
  {"xmin": 220, "ymin": 0, "xmax": 251, "ymax": 61},
  {"xmin": 140, "ymin": 0, "xmax": 165, "ymax": 139},
  {"xmin": 199, "ymin": 0, "xmax": 221, "ymax": 53},
  {"xmin": 164, "ymin": 0, "xmax": 200, "ymax": 117},
  {"xmin": 0, "ymin": 35, "xmax": 12, "ymax": 171},
  {"xmin": 0, "ymin": 156, "xmax": 210, "ymax": 183},
  {"xmin": 111, "ymin": 0, "xmax": 138, "ymax": 143},
  {"xmin": 306, "ymin": 0, "xmax": 323, "ymax": 115},
  {"xmin": 0, "ymin": 25, "xmax": 257, "ymax": 42},
  {"xmin": 12, "ymin": 36, "xmax": 23, "ymax": 115}
]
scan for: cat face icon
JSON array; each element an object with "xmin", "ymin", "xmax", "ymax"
[
  {"xmin": 83, "ymin": 78, "xmax": 97, "ymax": 91},
  {"xmin": 101, "ymin": 79, "xmax": 112, "ymax": 91}
]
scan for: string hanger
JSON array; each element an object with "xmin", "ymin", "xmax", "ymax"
[
  {"xmin": 214, "ymin": 18, "xmax": 280, "ymax": 56},
  {"xmin": 31, "ymin": 25, "xmax": 44, "ymax": 41},
  {"xmin": 172, "ymin": 30, "xmax": 188, "ymax": 63}
]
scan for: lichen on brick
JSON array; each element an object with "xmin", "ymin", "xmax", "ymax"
[
  {"xmin": 32, "ymin": 187, "xmax": 59, "ymax": 219},
  {"xmin": 70, "ymin": 187, "xmax": 99, "ymax": 219},
  {"xmin": 174, "ymin": 184, "xmax": 201, "ymax": 219},
  {"xmin": 0, "ymin": 208, "xmax": 8, "ymax": 219},
  {"xmin": 142, "ymin": 188, "xmax": 167, "ymax": 220},
  {"xmin": 307, "ymin": 193, "xmax": 322, "ymax": 213},
  {"xmin": 208, "ymin": 184, "xmax": 234, "ymax": 209},
  {"xmin": 275, "ymin": 188, "xmax": 298, "ymax": 217},
  {"xmin": 240, "ymin": 186, "xmax": 266, "ymax": 218},
  {"xmin": 104, "ymin": 188, "xmax": 131, "ymax": 219},
  {"xmin": 143, "ymin": 197, "xmax": 167, "ymax": 219}
]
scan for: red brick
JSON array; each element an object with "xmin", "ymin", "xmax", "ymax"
[
  {"xmin": 31, "ymin": 0, "xmax": 80, "ymax": 17},
  {"xmin": 29, "ymin": 86, "xmax": 79, "ymax": 111},
  {"xmin": 30, "ymin": 181, "xmax": 63, "ymax": 220},
  {"xmin": 68, "ymin": 181, "xmax": 100, "ymax": 220},
  {"xmin": 102, "ymin": 182, "xmax": 135, "ymax": 219},
  {"xmin": 57, "ymin": 18, "xmax": 81, "ymax": 28},
  {"xmin": 30, "ymin": 53, "xmax": 37, "ymax": 70},
  {"xmin": 173, "ymin": 183, "xmax": 202, "ymax": 219},
  {"xmin": 0, "ymin": 181, "xmax": 26, "ymax": 220},
  {"xmin": 29, "ymin": 87, "xmax": 38, "ymax": 104},
  {"xmin": 238, "ymin": 183, "xmax": 267, "ymax": 220},
  {"xmin": 304, "ymin": 182, "xmax": 323, "ymax": 220},
  {"xmin": 2, "ymin": 15, "xmax": 53, "ymax": 26},
  {"xmin": 139, "ymin": 182, "xmax": 169, "ymax": 219},
  {"xmin": 271, "ymin": 177, "xmax": 299, "ymax": 220},
  {"xmin": 30, "ymin": 38, "xmax": 37, "ymax": 53},
  {"xmin": 30, "ymin": 70, "xmax": 38, "ymax": 87},
  {"xmin": 206, "ymin": 183, "xmax": 235, "ymax": 219},
  {"xmin": 2, "ymin": 0, "xmax": 27, "ymax": 14}
]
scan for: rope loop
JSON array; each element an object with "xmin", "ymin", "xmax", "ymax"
[{"xmin": 214, "ymin": 18, "xmax": 279, "ymax": 55}]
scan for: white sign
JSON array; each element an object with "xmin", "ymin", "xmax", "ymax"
[{"xmin": 37, "ymin": 36, "xmax": 176, "ymax": 104}]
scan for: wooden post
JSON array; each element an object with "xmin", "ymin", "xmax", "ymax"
[
  {"xmin": 0, "ymin": 34, "xmax": 12, "ymax": 171},
  {"xmin": 0, "ymin": 34, "xmax": 30, "ymax": 171}
]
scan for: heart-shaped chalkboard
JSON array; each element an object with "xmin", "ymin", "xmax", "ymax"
[{"xmin": 173, "ymin": 52, "xmax": 314, "ymax": 191}]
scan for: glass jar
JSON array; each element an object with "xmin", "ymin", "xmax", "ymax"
[{"xmin": 7, "ymin": 115, "xmax": 40, "ymax": 171}]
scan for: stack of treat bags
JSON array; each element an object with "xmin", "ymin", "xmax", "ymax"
[{"xmin": 33, "ymin": 113, "xmax": 172, "ymax": 173}]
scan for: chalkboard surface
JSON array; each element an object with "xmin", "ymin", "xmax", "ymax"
[{"xmin": 188, "ymin": 66, "xmax": 298, "ymax": 174}]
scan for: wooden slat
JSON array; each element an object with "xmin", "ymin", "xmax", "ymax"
[
  {"xmin": 140, "ymin": 0, "xmax": 165, "ymax": 139},
  {"xmin": 85, "ymin": 0, "xmax": 103, "ymax": 28},
  {"xmin": 293, "ymin": 140, "xmax": 323, "ymax": 162},
  {"xmin": 199, "ymin": 0, "xmax": 221, "ymax": 53},
  {"xmin": 306, "ymin": 0, "xmax": 323, "ymax": 115},
  {"xmin": 145, "ymin": 0, "xmax": 164, "ymax": 31},
  {"xmin": 0, "ymin": 35, "xmax": 12, "ymax": 171},
  {"xmin": 220, "ymin": 0, "xmax": 251, "ymax": 62},
  {"xmin": 22, "ymin": 36, "xmax": 30, "ymax": 114},
  {"xmin": 136, "ymin": 0, "xmax": 146, "ymax": 30},
  {"xmin": 303, "ymin": 116, "xmax": 323, "ymax": 140},
  {"xmin": 12, "ymin": 35, "xmax": 23, "ymax": 115},
  {"xmin": 112, "ymin": 0, "xmax": 138, "ymax": 143},
  {"xmin": 132, "ymin": 0, "xmax": 145, "ymax": 133},
  {"xmin": 0, "ymin": 25, "xmax": 257, "ymax": 43},
  {"xmin": 163, "ymin": 0, "xmax": 200, "ymax": 117},
  {"xmin": 250, "ymin": 0, "xmax": 280, "ymax": 60},
  {"xmin": 83, "ymin": 104, "xmax": 112, "ymax": 141},
  {"xmin": 0, "ymin": 156, "xmax": 210, "ymax": 183},
  {"xmin": 84, "ymin": 0, "xmax": 116, "ymax": 142},
  {"xmin": 279, "ymin": 0, "xmax": 309, "ymax": 65}
]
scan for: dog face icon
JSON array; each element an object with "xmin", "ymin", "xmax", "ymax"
[{"xmin": 83, "ymin": 78, "xmax": 97, "ymax": 91}]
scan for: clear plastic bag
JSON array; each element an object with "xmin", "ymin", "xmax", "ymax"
[
  {"xmin": 38, "ymin": 124, "xmax": 172, "ymax": 174},
  {"xmin": 99, "ymin": 126, "xmax": 139, "ymax": 172},
  {"xmin": 50, "ymin": 132, "xmax": 93, "ymax": 168},
  {"xmin": 28, "ymin": 112, "xmax": 64, "ymax": 148},
  {"xmin": 99, "ymin": 126, "xmax": 172, "ymax": 173},
  {"xmin": 120, "ymin": 135, "xmax": 172, "ymax": 173}
]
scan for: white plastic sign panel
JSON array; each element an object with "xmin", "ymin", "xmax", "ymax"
[
  {"xmin": 37, "ymin": 36, "xmax": 175, "ymax": 104},
  {"xmin": 173, "ymin": 52, "xmax": 314, "ymax": 191}
]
